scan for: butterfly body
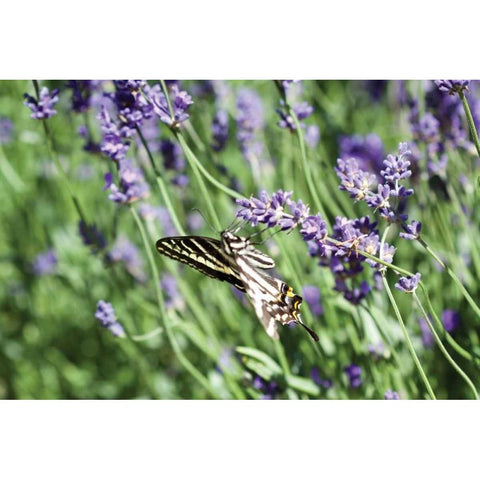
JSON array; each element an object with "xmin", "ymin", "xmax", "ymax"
[{"xmin": 156, "ymin": 231, "xmax": 319, "ymax": 342}]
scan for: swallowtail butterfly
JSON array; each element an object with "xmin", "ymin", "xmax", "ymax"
[{"xmin": 156, "ymin": 230, "xmax": 319, "ymax": 342}]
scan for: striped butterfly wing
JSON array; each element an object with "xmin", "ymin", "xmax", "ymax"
[
  {"xmin": 156, "ymin": 236, "xmax": 246, "ymax": 291},
  {"xmin": 232, "ymin": 253, "xmax": 319, "ymax": 342}
]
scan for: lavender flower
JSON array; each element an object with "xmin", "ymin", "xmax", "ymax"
[
  {"xmin": 211, "ymin": 109, "xmax": 229, "ymax": 152},
  {"xmin": 24, "ymin": 87, "xmax": 59, "ymax": 120},
  {"xmin": 78, "ymin": 220, "xmax": 107, "ymax": 253},
  {"xmin": 65, "ymin": 80, "xmax": 102, "ymax": 113},
  {"xmin": 339, "ymin": 134, "xmax": 385, "ymax": 174},
  {"xmin": 94, "ymin": 300, "xmax": 125, "ymax": 338},
  {"xmin": 305, "ymin": 125, "xmax": 320, "ymax": 148},
  {"xmin": 311, "ymin": 367, "xmax": 332, "ymax": 389},
  {"xmin": 368, "ymin": 341, "xmax": 386, "ymax": 360},
  {"xmin": 344, "ymin": 364, "xmax": 362, "ymax": 388},
  {"xmin": 335, "ymin": 158, "xmax": 377, "ymax": 202},
  {"xmin": 235, "ymin": 190, "xmax": 309, "ymax": 230},
  {"xmin": 395, "ymin": 273, "xmax": 421, "ymax": 294},
  {"xmin": 149, "ymin": 83, "xmax": 194, "ymax": 128},
  {"xmin": 399, "ymin": 220, "xmax": 422, "ymax": 240},
  {"xmin": 442, "ymin": 310, "xmax": 460, "ymax": 333},
  {"xmin": 108, "ymin": 237, "xmax": 146, "ymax": 282},
  {"xmin": 434, "ymin": 80, "xmax": 470, "ymax": 96},
  {"xmin": 252, "ymin": 375, "xmax": 279, "ymax": 400},
  {"xmin": 384, "ymin": 389, "xmax": 400, "ymax": 399},
  {"xmin": 276, "ymin": 100, "xmax": 314, "ymax": 131},
  {"xmin": 235, "ymin": 89, "xmax": 265, "ymax": 163},
  {"xmin": 419, "ymin": 317, "xmax": 434, "ymax": 348},
  {"xmin": 302, "ymin": 285, "xmax": 324, "ymax": 316},
  {"xmin": 103, "ymin": 158, "xmax": 150, "ymax": 204},
  {"xmin": 0, "ymin": 117, "xmax": 13, "ymax": 144},
  {"xmin": 32, "ymin": 248, "xmax": 57, "ymax": 276},
  {"xmin": 161, "ymin": 274, "xmax": 184, "ymax": 310},
  {"xmin": 160, "ymin": 139, "xmax": 186, "ymax": 171},
  {"xmin": 97, "ymin": 105, "xmax": 130, "ymax": 161}
]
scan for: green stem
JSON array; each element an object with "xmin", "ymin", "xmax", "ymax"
[
  {"xmin": 382, "ymin": 275, "xmax": 436, "ymax": 399},
  {"xmin": 41, "ymin": 116, "xmax": 88, "ymax": 226},
  {"xmin": 419, "ymin": 283, "xmax": 480, "ymax": 365},
  {"xmin": 135, "ymin": 126, "xmax": 186, "ymax": 236},
  {"xmin": 417, "ymin": 237, "xmax": 480, "ymax": 322},
  {"xmin": 460, "ymin": 91, "xmax": 480, "ymax": 160},
  {"xmin": 175, "ymin": 131, "xmax": 241, "ymax": 199},
  {"xmin": 286, "ymin": 104, "xmax": 330, "ymax": 229},
  {"xmin": 130, "ymin": 205, "xmax": 217, "ymax": 397},
  {"xmin": 413, "ymin": 293, "xmax": 478, "ymax": 399}
]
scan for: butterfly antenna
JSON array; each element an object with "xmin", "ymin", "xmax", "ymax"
[
  {"xmin": 190, "ymin": 208, "xmax": 218, "ymax": 234},
  {"xmin": 295, "ymin": 317, "xmax": 319, "ymax": 342}
]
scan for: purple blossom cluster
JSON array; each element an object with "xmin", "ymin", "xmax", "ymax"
[
  {"xmin": 24, "ymin": 87, "xmax": 59, "ymax": 120},
  {"xmin": 148, "ymin": 83, "xmax": 194, "ymax": 128},
  {"xmin": 0, "ymin": 117, "xmax": 13, "ymax": 144},
  {"xmin": 65, "ymin": 80, "xmax": 102, "ymax": 113},
  {"xmin": 161, "ymin": 274, "xmax": 184, "ymax": 310},
  {"xmin": 302, "ymin": 285, "xmax": 323, "ymax": 316},
  {"xmin": 94, "ymin": 300, "xmax": 125, "ymax": 337},
  {"xmin": 236, "ymin": 190, "xmax": 387, "ymax": 304},
  {"xmin": 338, "ymin": 134, "xmax": 385, "ymax": 175},
  {"xmin": 384, "ymin": 389, "xmax": 400, "ymax": 399},
  {"xmin": 236, "ymin": 189, "xmax": 310, "ymax": 231},
  {"xmin": 408, "ymin": 81, "xmax": 473, "ymax": 176},
  {"xmin": 276, "ymin": 100, "xmax": 314, "ymax": 131},
  {"xmin": 252, "ymin": 375, "xmax": 280, "ymax": 400},
  {"xmin": 139, "ymin": 203, "xmax": 178, "ymax": 237},
  {"xmin": 335, "ymin": 142, "xmax": 421, "ymax": 238},
  {"xmin": 344, "ymin": 364, "xmax": 362, "ymax": 388},
  {"xmin": 311, "ymin": 367, "xmax": 333, "ymax": 389},
  {"xmin": 235, "ymin": 89, "xmax": 265, "ymax": 164},
  {"xmin": 419, "ymin": 310, "xmax": 461, "ymax": 348},
  {"xmin": 107, "ymin": 236, "xmax": 146, "ymax": 282},
  {"xmin": 78, "ymin": 220, "xmax": 107, "ymax": 253},
  {"xmin": 159, "ymin": 139, "xmax": 188, "ymax": 187},
  {"xmin": 103, "ymin": 158, "xmax": 150, "ymax": 204},
  {"xmin": 211, "ymin": 109, "xmax": 229, "ymax": 152},
  {"xmin": 32, "ymin": 248, "xmax": 57, "ymax": 276}
]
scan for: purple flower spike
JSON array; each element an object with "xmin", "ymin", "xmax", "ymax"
[
  {"xmin": 94, "ymin": 300, "xmax": 126, "ymax": 338},
  {"xmin": 344, "ymin": 364, "xmax": 362, "ymax": 388},
  {"xmin": 384, "ymin": 389, "xmax": 400, "ymax": 399},
  {"xmin": 434, "ymin": 80, "xmax": 470, "ymax": 96},
  {"xmin": 104, "ymin": 158, "xmax": 150, "ymax": 205},
  {"xmin": 302, "ymin": 285, "xmax": 324, "ymax": 316},
  {"xmin": 442, "ymin": 309, "xmax": 460, "ymax": 333},
  {"xmin": 150, "ymin": 83, "xmax": 193, "ymax": 128},
  {"xmin": 211, "ymin": 109, "xmax": 229, "ymax": 152},
  {"xmin": 235, "ymin": 189, "xmax": 307, "ymax": 231},
  {"xmin": 32, "ymin": 248, "xmax": 57, "ymax": 276},
  {"xmin": 395, "ymin": 273, "xmax": 421, "ymax": 294},
  {"xmin": 24, "ymin": 87, "xmax": 59, "ymax": 120},
  {"xmin": 399, "ymin": 220, "xmax": 422, "ymax": 240}
]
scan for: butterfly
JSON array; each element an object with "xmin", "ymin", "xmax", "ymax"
[{"xmin": 156, "ymin": 229, "xmax": 319, "ymax": 342}]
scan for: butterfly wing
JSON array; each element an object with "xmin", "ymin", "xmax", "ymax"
[
  {"xmin": 156, "ymin": 236, "xmax": 246, "ymax": 292},
  {"xmin": 233, "ymin": 253, "xmax": 319, "ymax": 342}
]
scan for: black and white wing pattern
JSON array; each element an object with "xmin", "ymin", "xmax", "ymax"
[
  {"xmin": 156, "ymin": 230, "xmax": 319, "ymax": 342},
  {"xmin": 156, "ymin": 236, "xmax": 246, "ymax": 291},
  {"xmin": 221, "ymin": 231, "xmax": 319, "ymax": 342}
]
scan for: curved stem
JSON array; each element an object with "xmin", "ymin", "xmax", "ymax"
[
  {"xmin": 382, "ymin": 275, "xmax": 436, "ymax": 399},
  {"xmin": 417, "ymin": 237, "xmax": 480, "ymax": 322},
  {"xmin": 135, "ymin": 126, "xmax": 186, "ymax": 236},
  {"xmin": 459, "ymin": 91, "xmax": 480, "ymax": 160},
  {"xmin": 413, "ymin": 293, "xmax": 478, "ymax": 399},
  {"xmin": 130, "ymin": 205, "xmax": 217, "ymax": 397}
]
